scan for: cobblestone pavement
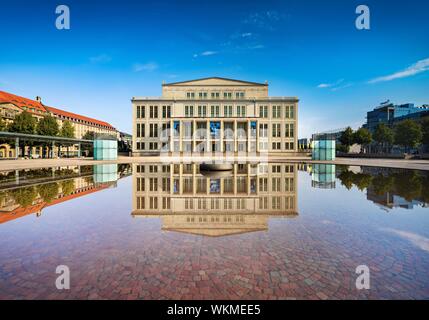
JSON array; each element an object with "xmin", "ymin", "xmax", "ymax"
[{"xmin": 1, "ymin": 174, "xmax": 428, "ymax": 300}]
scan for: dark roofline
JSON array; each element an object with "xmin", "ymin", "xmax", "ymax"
[{"xmin": 162, "ymin": 77, "xmax": 268, "ymax": 87}]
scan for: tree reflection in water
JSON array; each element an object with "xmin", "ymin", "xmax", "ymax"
[{"xmin": 336, "ymin": 166, "xmax": 429, "ymax": 205}]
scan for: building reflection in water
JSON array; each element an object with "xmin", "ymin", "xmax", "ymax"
[
  {"xmin": 0, "ymin": 164, "xmax": 130, "ymax": 224},
  {"xmin": 132, "ymin": 162, "xmax": 298, "ymax": 237},
  {"xmin": 310, "ymin": 164, "xmax": 336, "ymax": 189}
]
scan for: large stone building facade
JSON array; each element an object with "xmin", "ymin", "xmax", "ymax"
[
  {"xmin": 131, "ymin": 162, "xmax": 298, "ymax": 237},
  {"xmin": 0, "ymin": 90, "xmax": 116, "ymax": 158},
  {"xmin": 132, "ymin": 77, "xmax": 298, "ymax": 156}
]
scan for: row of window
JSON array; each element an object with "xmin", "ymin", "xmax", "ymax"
[
  {"xmin": 184, "ymin": 105, "xmax": 247, "ymax": 118},
  {"xmin": 136, "ymin": 122, "xmax": 294, "ymax": 139},
  {"xmin": 135, "ymin": 141, "xmax": 295, "ymax": 151},
  {"xmin": 136, "ymin": 104, "xmax": 295, "ymax": 119},
  {"xmin": 136, "ymin": 105, "xmax": 171, "ymax": 119},
  {"xmin": 186, "ymin": 91, "xmax": 245, "ymax": 100},
  {"xmin": 136, "ymin": 177, "xmax": 294, "ymax": 193},
  {"xmin": 259, "ymin": 105, "xmax": 294, "ymax": 118},
  {"xmin": 135, "ymin": 164, "xmax": 295, "ymax": 174},
  {"xmin": 271, "ymin": 142, "xmax": 295, "ymax": 150},
  {"xmin": 135, "ymin": 196, "xmax": 295, "ymax": 210}
]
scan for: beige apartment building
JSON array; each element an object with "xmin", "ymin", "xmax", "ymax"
[
  {"xmin": 132, "ymin": 77, "xmax": 298, "ymax": 156},
  {"xmin": 131, "ymin": 162, "xmax": 298, "ymax": 237}
]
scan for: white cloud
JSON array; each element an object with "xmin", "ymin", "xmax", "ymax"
[
  {"xmin": 241, "ymin": 32, "xmax": 252, "ymax": 37},
  {"xmin": 133, "ymin": 62, "xmax": 158, "ymax": 72},
  {"xmin": 193, "ymin": 51, "xmax": 218, "ymax": 58},
  {"xmin": 381, "ymin": 228, "xmax": 429, "ymax": 252},
  {"xmin": 331, "ymin": 82, "xmax": 353, "ymax": 92},
  {"xmin": 89, "ymin": 54, "xmax": 112, "ymax": 63},
  {"xmin": 201, "ymin": 51, "xmax": 217, "ymax": 56},
  {"xmin": 317, "ymin": 79, "xmax": 344, "ymax": 89},
  {"xmin": 248, "ymin": 44, "xmax": 264, "ymax": 50},
  {"xmin": 368, "ymin": 57, "xmax": 429, "ymax": 84}
]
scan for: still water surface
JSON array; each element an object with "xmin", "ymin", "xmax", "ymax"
[{"xmin": 0, "ymin": 162, "xmax": 428, "ymax": 299}]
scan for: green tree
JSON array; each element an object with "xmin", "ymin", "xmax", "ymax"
[
  {"xmin": 61, "ymin": 179, "xmax": 75, "ymax": 196},
  {"xmin": 421, "ymin": 118, "xmax": 429, "ymax": 148},
  {"xmin": 337, "ymin": 169, "xmax": 354, "ymax": 190},
  {"xmin": 339, "ymin": 127, "xmax": 354, "ymax": 152},
  {"xmin": 60, "ymin": 121, "xmax": 75, "ymax": 138},
  {"xmin": 10, "ymin": 186, "xmax": 38, "ymax": 207},
  {"xmin": 0, "ymin": 118, "xmax": 7, "ymax": 131},
  {"xmin": 393, "ymin": 171, "xmax": 422, "ymax": 202},
  {"xmin": 353, "ymin": 128, "xmax": 372, "ymax": 153},
  {"xmin": 371, "ymin": 174, "xmax": 394, "ymax": 196},
  {"xmin": 37, "ymin": 115, "xmax": 59, "ymax": 136},
  {"xmin": 37, "ymin": 182, "xmax": 59, "ymax": 203},
  {"xmin": 8, "ymin": 111, "xmax": 37, "ymax": 134},
  {"xmin": 394, "ymin": 120, "xmax": 423, "ymax": 152},
  {"xmin": 82, "ymin": 131, "xmax": 95, "ymax": 140},
  {"xmin": 373, "ymin": 123, "xmax": 394, "ymax": 153},
  {"xmin": 352, "ymin": 173, "xmax": 373, "ymax": 191},
  {"xmin": 82, "ymin": 131, "xmax": 95, "ymax": 157}
]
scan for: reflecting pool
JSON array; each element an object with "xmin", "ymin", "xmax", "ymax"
[{"xmin": 0, "ymin": 162, "xmax": 428, "ymax": 299}]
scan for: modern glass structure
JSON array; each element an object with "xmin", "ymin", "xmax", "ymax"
[
  {"xmin": 311, "ymin": 164, "xmax": 336, "ymax": 189},
  {"xmin": 364, "ymin": 102, "xmax": 429, "ymax": 133},
  {"xmin": 93, "ymin": 164, "xmax": 118, "ymax": 183},
  {"xmin": 93, "ymin": 139, "xmax": 117, "ymax": 160},
  {"xmin": 311, "ymin": 133, "xmax": 336, "ymax": 161}
]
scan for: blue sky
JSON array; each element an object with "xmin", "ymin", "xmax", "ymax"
[{"xmin": 0, "ymin": 0, "xmax": 428, "ymax": 138}]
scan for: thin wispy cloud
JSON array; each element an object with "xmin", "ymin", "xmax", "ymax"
[
  {"xmin": 243, "ymin": 11, "xmax": 287, "ymax": 31},
  {"xmin": 331, "ymin": 83, "xmax": 353, "ymax": 92},
  {"xmin": 133, "ymin": 62, "xmax": 158, "ymax": 72},
  {"xmin": 89, "ymin": 54, "xmax": 112, "ymax": 64},
  {"xmin": 241, "ymin": 32, "xmax": 252, "ymax": 38},
  {"xmin": 368, "ymin": 57, "xmax": 429, "ymax": 84},
  {"xmin": 317, "ymin": 79, "xmax": 344, "ymax": 89},
  {"xmin": 248, "ymin": 44, "xmax": 264, "ymax": 50},
  {"xmin": 193, "ymin": 51, "xmax": 218, "ymax": 58},
  {"xmin": 381, "ymin": 228, "xmax": 429, "ymax": 252}
]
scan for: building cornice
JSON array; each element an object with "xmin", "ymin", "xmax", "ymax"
[{"xmin": 131, "ymin": 97, "xmax": 299, "ymax": 103}]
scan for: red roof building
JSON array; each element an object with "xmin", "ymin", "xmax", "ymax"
[{"xmin": 0, "ymin": 90, "xmax": 116, "ymax": 132}]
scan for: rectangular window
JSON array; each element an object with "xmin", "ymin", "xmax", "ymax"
[
  {"xmin": 237, "ymin": 106, "xmax": 246, "ymax": 117},
  {"xmin": 187, "ymin": 92, "xmax": 195, "ymax": 99},
  {"xmin": 259, "ymin": 106, "xmax": 268, "ymax": 118},
  {"xmin": 235, "ymin": 92, "xmax": 245, "ymax": 99},
  {"xmin": 259, "ymin": 123, "xmax": 268, "ymax": 137},
  {"xmin": 198, "ymin": 105, "xmax": 207, "ymax": 117},
  {"xmin": 223, "ymin": 92, "xmax": 232, "ymax": 99},
  {"xmin": 185, "ymin": 105, "xmax": 194, "ymax": 117},
  {"xmin": 150, "ymin": 106, "xmax": 158, "ymax": 118},
  {"xmin": 272, "ymin": 142, "xmax": 281, "ymax": 150},
  {"xmin": 224, "ymin": 105, "xmax": 232, "ymax": 117},
  {"xmin": 285, "ymin": 105, "xmax": 295, "ymax": 119},
  {"xmin": 162, "ymin": 105, "xmax": 171, "ymax": 118},
  {"xmin": 285, "ymin": 123, "xmax": 294, "ymax": 138},
  {"xmin": 273, "ymin": 106, "xmax": 281, "ymax": 118},
  {"xmin": 272, "ymin": 123, "xmax": 281, "ymax": 137},
  {"xmin": 211, "ymin": 92, "xmax": 220, "ymax": 99},
  {"xmin": 137, "ymin": 106, "xmax": 140, "ymax": 119},
  {"xmin": 199, "ymin": 92, "xmax": 207, "ymax": 99},
  {"xmin": 149, "ymin": 123, "xmax": 158, "ymax": 138}
]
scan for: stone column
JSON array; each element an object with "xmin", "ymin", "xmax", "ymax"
[
  {"xmin": 15, "ymin": 137, "xmax": 19, "ymax": 159},
  {"xmin": 234, "ymin": 120, "xmax": 237, "ymax": 153}
]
